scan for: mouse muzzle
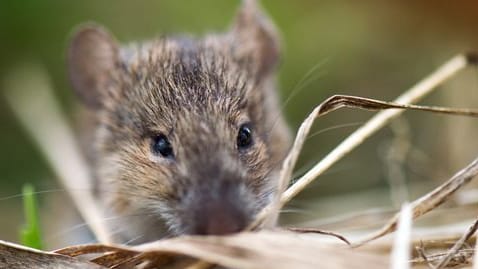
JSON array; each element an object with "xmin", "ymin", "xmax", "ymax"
[{"xmin": 178, "ymin": 179, "xmax": 253, "ymax": 236}]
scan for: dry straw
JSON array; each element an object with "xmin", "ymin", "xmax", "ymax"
[{"xmin": 1, "ymin": 53, "xmax": 478, "ymax": 268}]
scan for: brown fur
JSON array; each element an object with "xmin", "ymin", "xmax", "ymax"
[{"xmin": 68, "ymin": 0, "xmax": 290, "ymax": 243}]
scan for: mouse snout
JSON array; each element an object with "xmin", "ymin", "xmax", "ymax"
[
  {"xmin": 196, "ymin": 200, "xmax": 246, "ymax": 235},
  {"xmin": 182, "ymin": 180, "xmax": 251, "ymax": 236}
]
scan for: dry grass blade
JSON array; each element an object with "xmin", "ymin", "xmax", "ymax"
[
  {"xmin": 55, "ymin": 244, "xmax": 135, "ymax": 257},
  {"xmin": 3, "ymin": 65, "xmax": 112, "ymax": 243},
  {"xmin": 413, "ymin": 250, "xmax": 474, "ymax": 268},
  {"xmin": 0, "ymin": 240, "xmax": 106, "ymax": 269},
  {"xmin": 53, "ymin": 231, "xmax": 389, "ymax": 269},
  {"xmin": 416, "ymin": 242, "xmax": 434, "ymax": 269},
  {"xmin": 286, "ymin": 227, "xmax": 351, "ymax": 245},
  {"xmin": 353, "ymin": 157, "xmax": 478, "ymax": 247},
  {"xmin": 391, "ymin": 203, "xmax": 412, "ymax": 269},
  {"xmin": 185, "ymin": 261, "xmax": 214, "ymax": 269},
  {"xmin": 259, "ymin": 53, "xmax": 474, "ymax": 228},
  {"xmin": 90, "ymin": 251, "xmax": 139, "ymax": 268},
  {"xmin": 318, "ymin": 95, "xmax": 478, "ymax": 117},
  {"xmin": 474, "ymin": 238, "xmax": 478, "ymax": 269},
  {"xmin": 435, "ymin": 218, "xmax": 478, "ymax": 269},
  {"xmin": 281, "ymin": 54, "xmax": 474, "ymax": 205}
]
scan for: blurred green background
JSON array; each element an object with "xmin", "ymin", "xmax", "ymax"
[{"xmin": 1, "ymin": 0, "xmax": 477, "ymax": 247}]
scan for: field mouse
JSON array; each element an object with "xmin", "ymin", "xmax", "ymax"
[{"xmin": 68, "ymin": 0, "xmax": 291, "ymax": 243}]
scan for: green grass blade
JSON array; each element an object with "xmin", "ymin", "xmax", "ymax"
[{"xmin": 19, "ymin": 184, "xmax": 43, "ymax": 249}]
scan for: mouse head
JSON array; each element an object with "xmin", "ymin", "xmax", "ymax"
[{"xmin": 68, "ymin": 0, "xmax": 290, "ymax": 241}]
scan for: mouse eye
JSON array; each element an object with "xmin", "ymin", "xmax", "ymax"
[
  {"xmin": 151, "ymin": 134, "xmax": 174, "ymax": 158},
  {"xmin": 237, "ymin": 123, "xmax": 253, "ymax": 150}
]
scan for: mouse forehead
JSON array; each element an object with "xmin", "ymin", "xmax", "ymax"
[{"xmin": 116, "ymin": 38, "xmax": 254, "ymax": 132}]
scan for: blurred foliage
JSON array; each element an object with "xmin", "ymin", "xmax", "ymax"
[{"xmin": 0, "ymin": 0, "xmax": 477, "ymax": 244}]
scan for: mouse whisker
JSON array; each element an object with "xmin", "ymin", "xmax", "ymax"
[
  {"xmin": 267, "ymin": 58, "xmax": 329, "ymax": 135},
  {"xmin": 46, "ymin": 212, "xmax": 155, "ymax": 240},
  {"xmin": 305, "ymin": 122, "xmax": 364, "ymax": 141}
]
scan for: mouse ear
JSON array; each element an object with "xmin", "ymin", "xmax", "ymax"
[
  {"xmin": 68, "ymin": 25, "xmax": 119, "ymax": 109},
  {"xmin": 231, "ymin": 0, "xmax": 280, "ymax": 77}
]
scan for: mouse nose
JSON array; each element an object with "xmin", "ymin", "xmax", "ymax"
[
  {"xmin": 183, "ymin": 180, "xmax": 251, "ymax": 236},
  {"xmin": 194, "ymin": 202, "xmax": 246, "ymax": 235}
]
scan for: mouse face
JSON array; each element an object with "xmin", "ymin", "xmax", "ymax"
[{"xmin": 68, "ymin": 1, "xmax": 290, "ymax": 243}]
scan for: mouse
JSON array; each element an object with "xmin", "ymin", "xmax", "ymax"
[{"xmin": 68, "ymin": 0, "xmax": 291, "ymax": 244}]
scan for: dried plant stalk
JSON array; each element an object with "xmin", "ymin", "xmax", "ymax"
[
  {"xmin": 261, "ymin": 54, "xmax": 475, "ymax": 228},
  {"xmin": 435, "ymin": 218, "xmax": 478, "ymax": 268},
  {"xmin": 391, "ymin": 203, "xmax": 412, "ymax": 269},
  {"xmin": 3, "ymin": 65, "xmax": 112, "ymax": 243},
  {"xmin": 281, "ymin": 54, "xmax": 474, "ymax": 205},
  {"xmin": 354, "ymin": 157, "xmax": 478, "ymax": 246},
  {"xmin": 474, "ymin": 237, "xmax": 478, "ymax": 269},
  {"xmin": 286, "ymin": 227, "xmax": 351, "ymax": 245}
]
